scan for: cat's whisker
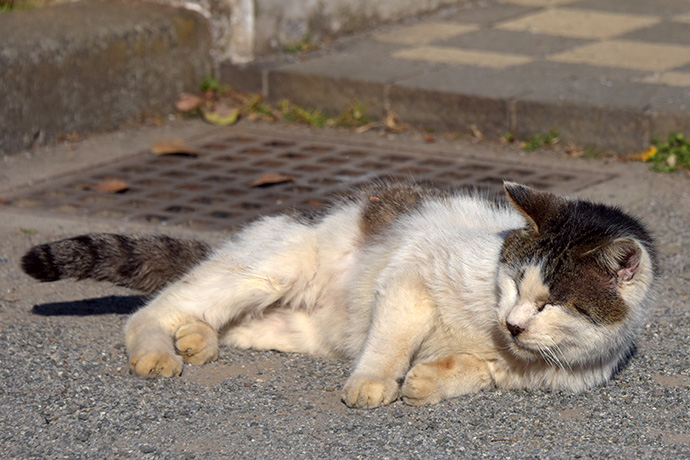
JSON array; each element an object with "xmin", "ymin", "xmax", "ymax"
[
  {"xmin": 550, "ymin": 341, "xmax": 573, "ymax": 372},
  {"xmin": 541, "ymin": 338, "xmax": 571, "ymax": 373},
  {"xmin": 534, "ymin": 341, "xmax": 558, "ymax": 370},
  {"xmin": 550, "ymin": 348, "xmax": 567, "ymax": 373},
  {"xmin": 537, "ymin": 346, "xmax": 561, "ymax": 371},
  {"xmin": 541, "ymin": 347, "xmax": 560, "ymax": 370}
]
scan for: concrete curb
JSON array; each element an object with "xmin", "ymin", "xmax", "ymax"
[
  {"xmin": 0, "ymin": 0, "xmax": 212, "ymax": 155},
  {"xmin": 221, "ymin": 58, "xmax": 689, "ymax": 155}
]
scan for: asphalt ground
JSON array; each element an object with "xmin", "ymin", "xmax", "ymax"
[{"xmin": 1, "ymin": 119, "xmax": 689, "ymax": 458}]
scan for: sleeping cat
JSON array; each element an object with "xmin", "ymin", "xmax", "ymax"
[{"xmin": 21, "ymin": 182, "xmax": 656, "ymax": 408}]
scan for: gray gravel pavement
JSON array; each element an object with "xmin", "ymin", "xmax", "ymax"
[{"xmin": 1, "ymin": 121, "xmax": 689, "ymax": 459}]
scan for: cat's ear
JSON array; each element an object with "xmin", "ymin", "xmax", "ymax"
[
  {"xmin": 503, "ymin": 182, "xmax": 564, "ymax": 233},
  {"xmin": 586, "ymin": 238, "xmax": 642, "ymax": 284}
]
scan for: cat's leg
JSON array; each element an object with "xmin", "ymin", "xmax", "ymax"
[
  {"xmin": 341, "ymin": 275, "xmax": 436, "ymax": 409},
  {"xmin": 221, "ymin": 307, "xmax": 340, "ymax": 357},
  {"xmin": 400, "ymin": 354, "xmax": 492, "ymax": 406},
  {"xmin": 175, "ymin": 320, "xmax": 219, "ymax": 365},
  {"xmin": 125, "ymin": 238, "xmax": 314, "ymax": 377}
]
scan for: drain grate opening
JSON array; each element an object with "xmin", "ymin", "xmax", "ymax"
[{"xmin": 3, "ymin": 131, "xmax": 615, "ymax": 231}]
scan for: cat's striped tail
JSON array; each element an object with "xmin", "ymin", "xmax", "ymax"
[{"xmin": 21, "ymin": 233, "xmax": 211, "ymax": 294}]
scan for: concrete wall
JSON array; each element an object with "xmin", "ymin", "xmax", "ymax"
[
  {"xmin": 252, "ymin": 0, "xmax": 470, "ymax": 58},
  {"xmin": 156, "ymin": 0, "xmax": 471, "ymax": 62},
  {"xmin": 0, "ymin": 1, "xmax": 212, "ymax": 155}
]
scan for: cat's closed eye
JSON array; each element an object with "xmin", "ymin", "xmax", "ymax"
[{"xmin": 572, "ymin": 304, "xmax": 596, "ymax": 324}]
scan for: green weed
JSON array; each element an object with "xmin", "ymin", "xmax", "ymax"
[
  {"xmin": 648, "ymin": 132, "xmax": 690, "ymax": 172},
  {"xmin": 522, "ymin": 129, "xmax": 559, "ymax": 152},
  {"xmin": 334, "ymin": 102, "xmax": 372, "ymax": 128},
  {"xmin": 199, "ymin": 76, "xmax": 228, "ymax": 95},
  {"xmin": 277, "ymin": 99, "xmax": 329, "ymax": 128},
  {"xmin": 283, "ymin": 40, "xmax": 319, "ymax": 53},
  {"xmin": 0, "ymin": 0, "xmax": 26, "ymax": 12}
]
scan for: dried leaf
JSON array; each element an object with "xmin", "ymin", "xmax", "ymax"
[
  {"xmin": 470, "ymin": 124, "xmax": 484, "ymax": 141},
  {"xmin": 175, "ymin": 92, "xmax": 204, "ymax": 112},
  {"xmin": 150, "ymin": 139, "xmax": 198, "ymax": 157},
  {"xmin": 203, "ymin": 104, "xmax": 240, "ymax": 126},
  {"xmin": 250, "ymin": 172, "xmax": 296, "ymax": 187},
  {"xmin": 424, "ymin": 134, "xmax": 435, "ymax": 143},
  {"xmin": 383, "ymin": 108, "xmax": 410, "ymax": 133},
  {"xmin": 354, "ymin": 122, "xmax": 381, "ymax": 134},
  {"xmin": 623, "ymin": 145, "xmax": 657, "ymax": 162},
  {"xmin": 667, "ymin": 153, "xmax": 677, "ymax": 168},
  {"xmin": 57, "ymin": 131, "xmax": 81, "ymax": 143},
  {"xmin": 642, "ymin": 145, "xmax": 658, "ymax": 162},
  {"xmin": 564, "ymin": 143, "xmax": 585, "ymax": 158},
  {"xmin": 92, "ymin": 179, "xmax": 129, "ymax": 194}
]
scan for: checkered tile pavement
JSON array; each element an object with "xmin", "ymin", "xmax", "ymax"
[{"xmin": 378, "ymin": 0, "xmax": 690, "ymax": 87}]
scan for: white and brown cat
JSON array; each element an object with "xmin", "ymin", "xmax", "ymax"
[{"xmin": 21, "ymin": 182, "xmax": 656, "ymax": 408}]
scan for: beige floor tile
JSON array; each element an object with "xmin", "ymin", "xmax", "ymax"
[
  {"xmin": 499, "ymin": 0, "xmax": 579, "ymax": 6},
  {"xmin": 497, "ymin": 8, "xmax": 660, "ymax": 39},
  {"xmin": 549, "ymin": 40, "xmax": 690, "ymax": 71},
  {"xmin": 392, "ymin": 46, "xmax": 533, "ymax": 69},
  {"xmin": 641, "ymin": 72, "xmax": 690, "ymax": 87},
  {"xmin": 374, "ymin": 23, "xmax": 478, "ymax": 46},
  {"xmin": 675, "ymin": 13, "xmax": 690, "ymax": 24}
]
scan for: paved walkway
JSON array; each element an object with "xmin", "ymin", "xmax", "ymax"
[{"xmin": 224, "ymin": 0, "xmax": 690, "ymax": 153}]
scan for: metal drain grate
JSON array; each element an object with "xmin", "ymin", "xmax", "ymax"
[{"xmin": 4, "ymin": 130, "xmax": 615, "ymax": 231}]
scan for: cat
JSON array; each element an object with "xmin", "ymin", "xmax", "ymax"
[{"xmin": 21, "ymin": 181, "xmax": 656, "ymax": 408}]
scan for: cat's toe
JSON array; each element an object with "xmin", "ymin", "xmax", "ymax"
[
  {"xmin": 174, "ymin": 321, "xmax": 219, "ymax": 365},
  {"xmin": 341, "ymin": 376, "xmax": 399, "ymax": 409},
  {"xmin": 129, "ymin": 349, "xmax": 183, "ymax": 378},
  {"xmin": 401, "ymin": 365, "xmax": 442, "ymax": 406}
]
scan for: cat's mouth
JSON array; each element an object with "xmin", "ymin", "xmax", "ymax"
[
  {"xmin": 506, "ymin": 332, "xmax": 571, "ymax": 368},
  {"xmin": 504, "ymin": 331, "xmax": 540, "ymax": 358},
  {"xmin": 509, "ymin": 336, "xmax": 531, "ymax": 353}
]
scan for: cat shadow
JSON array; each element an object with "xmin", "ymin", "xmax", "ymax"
[{"xmin": 32, "ymin": 295, "xmax": 146, "ymax": 316}]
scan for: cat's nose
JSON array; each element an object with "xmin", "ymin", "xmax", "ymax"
[{"xmin": 506, "ymin": 321, "xmax": 525, "ymax": 337}]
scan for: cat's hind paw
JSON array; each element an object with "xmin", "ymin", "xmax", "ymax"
[
  {"xmin": 401, "ymin": 363, "xmax": 443, "ymax": 406},
  {"xmin": 341, "ymin": 375, "xmax": 399, "ymax": 409},
  {"xmin": 175, "ymin": 321, "xmax": 219, "ymax": 365},
  {"xmin": 129, "ymin": 349, "xmax": 183, "ymax": 378}
]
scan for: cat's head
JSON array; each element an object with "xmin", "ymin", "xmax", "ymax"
[{"xmin": 497, "ymin": 182, "xmax": 656, "ymax": 368}]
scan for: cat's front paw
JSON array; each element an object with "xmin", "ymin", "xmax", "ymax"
[
  {"xmin": 175, "ymin": 321, "xmax": 218, "ymax": 365},
  {"xmin": 129, "ymin": 349, "xmax": 183, "ymax": 378},
  {"xmin": 341, "ymin": 375, "xmax": 399, "ymax": 409},
  {"xmin": 401, "ymin": 363, "xmax": 443, "ymax": 406}
]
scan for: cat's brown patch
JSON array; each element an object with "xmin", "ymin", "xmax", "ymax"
[
  {"xmin": 358, "ymin": 183, "xmax": 444, "ymax": 238},
  {"xmin": 432, "ymin": 356, "xmax": 457, "ymax": 371},
  {"xmin": 551, "ymin": 262, "xmax": 628, "ymax": 324}
]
